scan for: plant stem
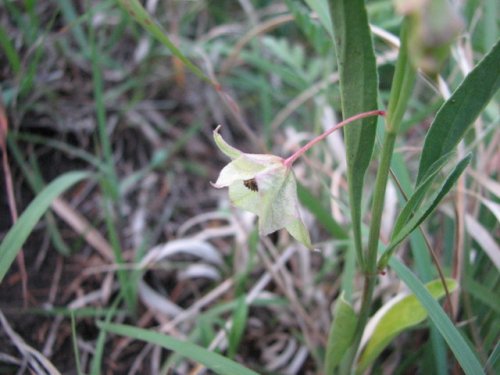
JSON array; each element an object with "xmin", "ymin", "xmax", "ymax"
[
  {"xmin": 342, "ymin": 20, "xmax": 416, "ymax": 373},
  {"xmin": 283, "ymin": 110, "xmax": 385, "ymax": 168},
  {"xmin": 340, "ymin": 131, "xmax": 397, "ymax": 374}
]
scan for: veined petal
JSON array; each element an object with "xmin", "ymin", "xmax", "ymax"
[
  {"xmin": 286, "ymin": 217, "xmax": 312, "ymax": 248},
  {"xmin": 213, "ymin": 156, "xmax": 268, "ymax": 188},
  {"xmin": 258, "ymin": 169, "xmax": 300, "ymax": 235},
  {"xmin": 228, "ymin": 181, "xmax": 260, "ymax": 215},
  {"xmin": 213, "ymin": 127, "xmax": 312, "ymax": 248}
]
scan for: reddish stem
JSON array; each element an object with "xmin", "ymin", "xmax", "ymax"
[{"xmin": 283, "ymin": 110, "xmax": 385, "ymax": 167}]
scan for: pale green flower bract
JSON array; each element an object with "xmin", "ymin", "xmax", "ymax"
[{"xmin": 212, "ymin": 126, "xmax": 312, "ymax": 248}]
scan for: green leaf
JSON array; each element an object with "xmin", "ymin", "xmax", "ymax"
[
  {"xmin": 385, "ymin": 21, "xmax": 417, "ymax": 134},
  {"xmin": 390, "ymin": 259, "xmax": 485, "ymax": 375},
  {"xmin": 378, "ymin": 154, "xmax": 471, "ymax": 269},
  {"xmin": 417, "ymin": 39, "xmax": 500, "ymax": 185},
  {"xmin": 297, "ymin": 184, "xmax": 348, "ymax": 240},
  {"xmin": 324, "ymin": 293, "xmax": 358, "ymax": 374},
  {"xmin": 305, "ymin": 0, "xmax": 334, "ymax": 38},
  {"xmin": 0, "ymin": 171, "xmax": 90, "ymax": 283},
  {"xmin": 357, "ymin": 279, "xmax": 457, "ymax": 373},
  {"xmin": 392, "ymin": 151, "xmax": 455, "ymax": 237},
  {"xmin": 0, "ymin": 24, "xmax": 21, "ymax": 74},
  {"xmin": 227, "ymin": 296, "xmax": 249, "ymax": 359},
  {"xmin": 97, "ymin": 322, "xmax": 259, "ymax": 375},
  {"xmin": 329, "ymin": 0, "xmax": 379, "ymax": 265},
  {"xmin": 463, "ymin": 276, "xmax": 500, "ymax": 315},
  {"xmin": 116, "ymin": 0, "xmax": 213, "ymax": 84},
  {"xmin": 285, "ymin": 0, "xmax": 331, "ymax": 55}
]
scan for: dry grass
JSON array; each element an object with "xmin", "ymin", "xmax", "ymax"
[{"xmin": 0, "ymin": 1, "xmax": 498, "ymax": 374}]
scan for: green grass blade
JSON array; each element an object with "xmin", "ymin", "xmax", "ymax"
[
  {"xmin": 304, "ymin": 0, "xmax": 334, "ymax": 39},
  {"xmin": 392, "ymin": 151, "xmax": 455, "ymax": 237},
  {"xmin": 90, "ymin": 296, "xmax": 122, "ymax": 375},
  {"xmin": 390, "ymin": 258, "xmax": 485, "ymax": 375},
  {"xmin": 8, "ymin": 137, "xmax": 73, "ymax": 256},
  {"xmin": 463, "ymin": 276, "xmax": 500, "ymax": 315},
  {"xmin": 0, "ymin": 171, "xmax": 90, "ymax": 283},
  {"xmin": 485, "ymin": 342, "xmax": 499, "ymax": 374},
  {"xmin": 116, "ymin": 0, "xmax": 213, "ymax": 85},
  {"xmin": 0, "ymin": 24, "xmax": 21, "ymax": 74},
  {"xmin": 70, "ymin": 312, "xmax": 84, "ymax": 375},
  {"xmin": 227, "ymin": 296, "xmax": 249, "ymax": 359},
  {"xmin": 285, "ymin": 0, "xmax": 331, "ymax": 55},
  {"xmin": 55, "ymin": 0, "xmax": 90, "ymax": 57},
  {"xmin": 324, "ymin": 293, "xmax": 357, "ymax": 374},
  {"xmin": 391, "ymin": 152, "xmax": 448, "ymax": 374},
  {"xmin": 416, "ymin": 39, "xmax": 500, "ymax": 184},
  {"xmin": 97, "ymin": 322, "xmax": 259, "ymax": 375},
  {"xmin": 379, "ymin": 154, "xmax": 472, "ymax": 269},
  {"xmin": 329, "ymin": 0, "xmax": 379, "ymax": 266},
  {"xmin": 297, "ymin": 183, "xmax": 348, "ymax": 240},
  {"xmin": 357, "ymin": 279, "xmax": 457, "ymax": 374}
]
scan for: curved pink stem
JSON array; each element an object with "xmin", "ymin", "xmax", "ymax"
[{"xmin": 283, "ymin": 110, "xmax": 386, "ymax": 167}]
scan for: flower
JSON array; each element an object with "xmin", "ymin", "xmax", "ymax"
[
  {"xmin": 211, "ymin": 111, "xmax": 386, "ymax": 248},
  {"xmin": 212, "ymin": 126, "xmax": 311, "ymax": 248}
]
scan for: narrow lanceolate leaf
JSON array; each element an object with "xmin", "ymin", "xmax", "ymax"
[
  {"xmin": 228, "ymin": 296, "xmax": 249, "ymax": 359},
  {"xmin": 305, "ymin": 0, "xmax": 334, "ymax": 38},
  {"xmin": 417, "ymin": 39, "xmax": 500, "ymax": 184},
  {"xmin": 390, "ymin": 259, "xmax": 485, "ymax": 375},
  {"xmin": 297, "ymin": 183, "xmax": 348, "ymax": 240},
  {"xmin": 117, "ymin": 0, "xmax": 213, "ymax": 85},
  {"xmin": 392, "ymin": 151, "xmax": 455, "ymax": 236},
  {"xmin": 324, "ymin": 293, "xmax": 358, "ymax": 374},
  {"xmin": 97, "ymin": 322, "xmax": 258, "ymax": 375},
  {"xmin": 378, "ymin": 154, "xmax": 471, "ymax": 269},
  {"xmin": 329, "ymin": 0, "xmax": 379, "ymax": 264},
  {"xmin": 357, "ymin": 279, "xmax": 458, "ymax": 374},
  {"xmin": 0, "ymin": 171, "xmax": 90, "ymax": 283}
]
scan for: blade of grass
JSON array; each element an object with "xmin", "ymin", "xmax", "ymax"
[
  {"xmin": 90, "ymin": 296, "xmax": 122, "ymax": 375},
  {"xmin": 0, "ymin": 171, "xmax": 90, "ymax": 283},
  {"xmin": 116, "ymin": 0, "xmax": 214, "ymax": 85},
  {"xmin": 97, "ymin": 321, "xmax": 259, "ymax": 375},
  {"xmin": 55, "ymin": 0, "xmax": 91, "ymax": 57},
  {"xmin": 390, "ymin": 258, "xmax": 485, "ymax": 375},
  {"xmin": 357, "ymin": 278, "xmax": 457, "ymax": 374},
  {"xmin": 391, "ymin": 152, "xmax": 449, "ymax": 375},
  {"xmin": 285, "ymin": 0, "xmax": 331, "ymax": 55},
  {"xmin": 379, "ymin": 154, "xmax": 472, "ymax": 269},
  {"xmin": 297, "ymin": 183, "xmax": 348, "ymax": 240},
  {"xmin": 0, "ymin": 25, "xmax": 21, "ymax": 74},
  {"xmin": 324, "ymin": 293, "xmax": 357, "ymax": 373},
  {"xmin": 88, "ymin": 5, "xmax": 136, "ymax": 313},
  {"xmin": 328, "ymin": 0, "xmax": 379, "ymax": 267},
  {"xmin": 392, "ymin": 152, "xmax": 455, "ymax": 237},
  {"xmin": 70, "ymin": 312, "xmax": 84, "ymax": 375},
  {"xmin": 227, "ymin": 296, "xmax": 249, "ymax": 359},
  {"xmin": 12, "ymin": 132, "xmax": 104, "ymax": 171},
  {"xmin": 305, "ymin": 0, "xmax": 334, "ymax": 39},
  {"xmin": 417, "ymin": 39, "xmax": 500, "ymax": 184},
  {"xmin": 8, "ymin": 141, "xmax": 72, "ymax": 255},
  {"xmin": 463, "ymin": 276, "xmax": 500, "ymax": 315},
  {"xmin": 485, "ymin": 341, "xmax": 499, "ymax": 374}
]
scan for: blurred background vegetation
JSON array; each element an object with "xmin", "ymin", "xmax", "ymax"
[{"xmin": 0, "ymin": 0, "xmax": 498, "ymax": 374}]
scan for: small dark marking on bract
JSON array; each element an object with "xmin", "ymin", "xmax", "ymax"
[{"xmin": 243, "ymin": 178, "xmax": 258, "ymax": 192}]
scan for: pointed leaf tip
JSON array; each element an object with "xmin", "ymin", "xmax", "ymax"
[{"xmin": 213, "ymin": 126, "xmax": 242, "ymax": 159}]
